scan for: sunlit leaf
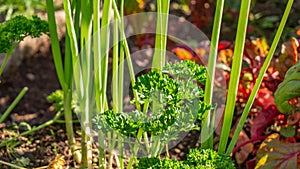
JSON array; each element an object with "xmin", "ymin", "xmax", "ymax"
[
  {"xmin": 218, "ymin": 49, "xmax": 233, "ymax": 65},
  {"xmin": 172, "ymin": 47, "xmax": 194, "ymax": 60},
  {"xmin": 255, "ymin": 133, "xmax": 300, "ymax": 169},
  {"xmin": 244, "ymin": 38, "xmax": 269, "ymax": 60},
  {"xmin": 274, "ymin": 61, "xmax": 300, "ymax": 114},
  {"xmin": 297, "ymin": 27, "xmax": 300, "ymax": 36},
  {"xmin": 275, "ymin": 38, "xmax": 299, "ymax": 79},
  {"xmin": 123, "ymin": 0, "xmax": 145, "ymax": 14}
]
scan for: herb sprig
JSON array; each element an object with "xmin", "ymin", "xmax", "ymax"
[
  {"xmin": 0, "ymin": 15, "xmax": 48, "ymax": 53},
  {"xmin": 93, "ymin": 60, "xmax": 210, "ymax": 154},
  {"xmin": 136, "ymin": 148, "xmax": 236, "ymax": 169}
]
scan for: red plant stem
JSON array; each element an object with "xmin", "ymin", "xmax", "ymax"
[
  {"xmin": 276, "ymin": 151, "xmax": 300, "ymax": 169},
  {"xmin": 231, "ymin": 135, "xmax": 268, "ymax": 155}
]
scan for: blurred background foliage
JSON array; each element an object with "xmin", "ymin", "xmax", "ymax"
[
  {"xmin": 0, "ymin": 0, "xmax": 46, "ymax": 22},
  {"xmin": 118, "ymin": 0, "xmax": 300, "ymax": 42},
  {"xmin": 0, "ymin": 0, "xmax": 299, "ymax": 43}
]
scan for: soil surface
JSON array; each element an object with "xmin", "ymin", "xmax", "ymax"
[{"xmin": 0, "ymin": 40, "xmax": 68, "ymax": 168}]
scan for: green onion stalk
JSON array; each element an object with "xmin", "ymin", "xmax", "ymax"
[
  {"xmin": 201, "ymin": 0, "xmax": 225, "ymax": 149},
  {"xmin": 47, "ymin": 0, "xmax": 143, "ymax": 167},
  {"xmin": 46, "ymin": 0, "xmax": 81, "ymax": 164},
  {"xmin": 200, "ymin": 0, "xmax": 294, "ymax": 156}
]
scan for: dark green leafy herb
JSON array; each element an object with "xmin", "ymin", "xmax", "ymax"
[
  {"xmin": 47, "ymin": 90, "xmax": 77, "ymax": 114},
  {"xmin": 133, "ymin": 70, "xmax": 181, "ymax": 106},
  {"xmin": 136, "ymin": 157, "xmax": 189, "ymax": 169},
  {"xmin": 135, "ymin": 157, "xmax": 161, "ymax": 169},
  {"xmin": 136, "ymin": 148, "xmax": 236, "ymax": 169},
  {"xmin": 187, "ymin": 148, "xmax": 236, "ymax": 169},
  {"xmin": 93, "ymin": 60, "xmax": 209, "ymax": 143},
  {"xmin": 0, "ymin": 15, "xmax": 48, "ymax": 53},
  {"xmin": 164, "ymin": 60, "xmax": 207, "ymax": 85},
  {"xmin": 47, "ymin": 90, "xmax": 64, "ymax": 113}
]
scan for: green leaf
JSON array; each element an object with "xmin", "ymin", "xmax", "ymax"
[
  {"xmin": 280, "ymin": 126, "xmax": 296, "ymax": 138},
  {"xmin": 256, "ymin": 134, "xmax": 300, "ymax": 169},
  {"xmin": 11, "ymin": 157, "xmax": 30, "ymax": 168},
  {"xmin": 47, "ymin": 90, "xmax": 64, "ymax": 112},
  {"xmin": 0, "ymin": 15, "xmax": 48, "ymax": 53},
  {"xmin": 274, "ymin": 61, "xmax": 300, "ymax": 115},
  {"xmin": 136, "ymin": 157, "xmax": 161, "ymax": 169},
  {"xmin": 187, "ymin": 148, "xmax": 236, "ymax": 169},
  {"xmin": 135, "ymin": 148, "xmax": 235, "ymax": 169}
]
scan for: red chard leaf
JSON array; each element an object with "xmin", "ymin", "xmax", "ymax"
[
  {"xmin": 256, "ymin": 134, "xmax": 300, "ymax": 169},
  {"xmin": 251, "ymin": 105, "xmax": 279, "ymax": 139}
]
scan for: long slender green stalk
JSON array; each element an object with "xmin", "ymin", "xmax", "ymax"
[
  {"xmin": 99, "ymin": 0, "xmax": 112, "ymax": 113},
  {"xmin": 0, "ymin": 160, "xmax": 26, "ymax": 169},
  {"xmin": 160, "ymin": 0, "xmax": 170, "ymax": 67},
  {"xmin": 201, "ymin": 0, "xmax": 225, "ymax": 149},
  {"xmin": 104, "ymin": 6, "xmax": 121, "ymax": 169},
  {"xmin": 0, "ymin": 87, "xmax": 28, "ymax": 123},
  {"xmin": 46, "ymin": 0, "xmax": 81, "ymax": 163},
  {"xmin": 138, "ymin": 1, "xmax": 171, "ymax": 158},
  {"xmin": 80, "ymin": 0, "xmax": 93, "ymax": 167},
  {"xmin": 64, "ymin": 31, "xmax": 73, "ymax": 87},
  {"xmin": 118, "ymin": 0, "xmax": 125, "ymax": 113},
  {"xmin": 112, "ymin": 0, "xmax": 140, "ymax": 111},
  {"xmin": 226, "ymin": 0, "xmax": 294, "ymax": 155},
  {"xmin": 150, "ymin": 2, "xmax": 170, "ymax": 136},
  {"xmin": 0, "ymin": 53, "xmax": 11, "ymax": 77},
  {"xmin": 63, "ymin": 0, "xmax": 79, "ymax": 58},
  {"xmin": 62, "ymin": 0, "xmax": 82, "ymax": 96},
  {"xmin": 93, "ymin": 0, "xmax": 101, "ymax": 111},
  {"xmin": 151, "ymin": 137, "xmax": 161, "ymax": 157},
  {"xmin": 93, "ymin": 1, "xmax": 106, "ymax": 168},
  {"xmin": 152, "ymin": 0, "xmax": 170, "ymax": 70},
  {"xmin": 126, "ymin": 128, "xmax": 144, "ymax": 169},
  {"xmin": 64, "ymin": 89, "xmax": 81, "ymax": 163},
  {"xmin": 64, "ymin": 30, "xmax": 77, "ymax": 164},
  {"xmin": 152, "ymin": 0, "xmax": 162, "ymax": 70},
  {"xmin": 112, "ymin": 7, "xmax": 119, "ymax": 114},
  {"xmin": 61, "ymin": 3, "xmax": 78, "ymax": 155},
  {"xmin": 118, "ymin": 1, "xmax": 125, "ymax": 168},
  {"xmin": 107, "ymin": 132, "xmax": 117, "ymax": 169},
  {"xmin": 97, "ymin": 1, "xmax": 113, "ymax": 168},
  {"xmin": 0, "ymin": 108, "xmax": 62, "ymax": 147},
  {"xmin": 218, "ymin": 0, "xmax": 251, "ymax": 154},
  {"xmin": 118, "ymin": 134, "xmax": 124, "ymax": 169},
  {"xmin": 45, "ymin": 0, "xmax": 66, "ymax": 90},
  {"xmin": 73, "ymin": 0, "xmax": 81, "ymax": 41},
  {"xmin": 98, "ymin": 131, "xmax": 106, "ymax": 169}
]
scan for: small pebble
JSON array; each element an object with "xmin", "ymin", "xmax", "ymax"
[
  {"xmin": 15, "ymin": 148, "xmax": 24, "ymax": 155},
  {"xmin": 178, "ymin": 144, "xmax": 184, "ymax": 150},
  {"xmin": 26, "ymin": 73, "xmax": 35, "ymax": 81},
  {"xmin": 0, "ymin": 123, "xmax": 6, "ymax": 129},
  {"xmin": 93, "ymin": 157, "xmax": 98, "ymax": 163},
  {"xmin": 174, "ymin": 148, "xmax": 181, "ymax": 154}
]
